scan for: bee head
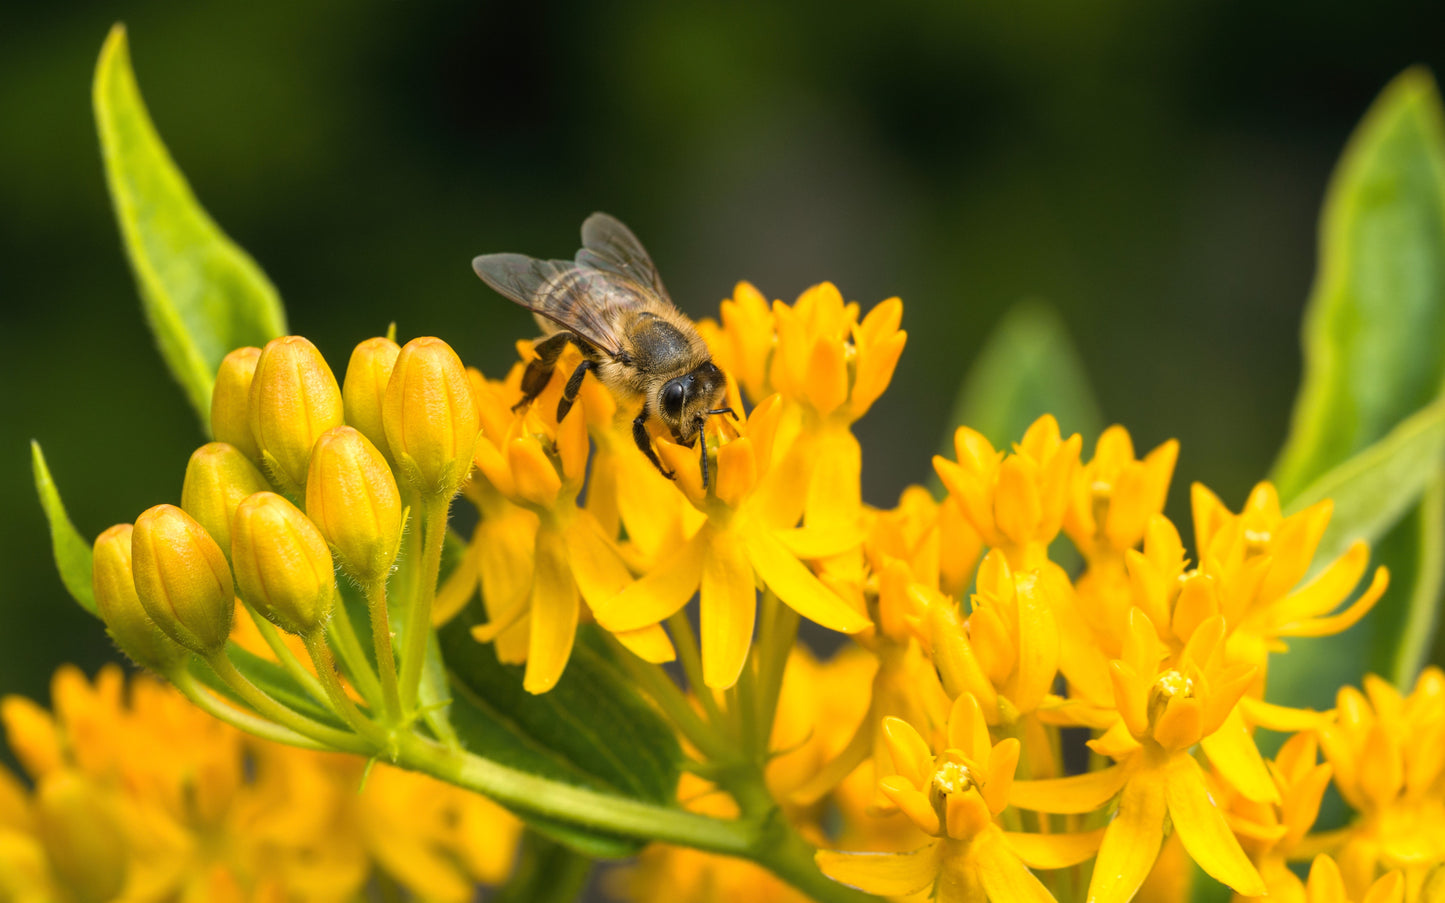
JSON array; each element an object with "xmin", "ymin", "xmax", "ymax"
[{"xmin": 658, "ymin": 362, "xmax": 727, "ymax": 444}]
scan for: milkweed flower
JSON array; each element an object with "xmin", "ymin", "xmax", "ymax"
[
  {"xmin": 1316, "ymin": 668, "xmax": 1445, "ymax": 897},
  {"xmin": 1010, "ymin": 609, "xmax": 1266, "ymax": 903},
  {"xmin": 593, "ymin": 391, "xmax": 870, "ymax": 689},
  {"xmin": 818, "ymin": 693, "xmax": 1098, "ymax": 903},
  {"xmin": 463, "ymin": 351, "xmax": 674, "ymax": 693}
]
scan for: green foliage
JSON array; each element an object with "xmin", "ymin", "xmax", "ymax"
[
  {"xmin": 439, "ymin": 611, "xmax": 684, "ymax": 858},
  {"xmin": 940, "ymin": 299, "xmax": 1104, "ymax": 455},
  {"xmin": 30, "ymin": 441, "xmax": 97, "ymax": 616},
  {"xmin": 1266, "ymin": 69, "xmax": 1445, "ymax": 710},
  {"xmin": 94, "ymin": 25, "xmax": 287, "ymax": 428},
  {"xmin": 191, "ymin": 643, "xmax": 348, "ymax": 729}
]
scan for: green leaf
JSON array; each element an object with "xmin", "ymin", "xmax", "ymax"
[
  {"xmin": 94, "ymin": 24, "xmax": 287, "ymax": 427},
  {"xmin": 439, "ymin": 610, "xmax": 683, "ymax": 857},
  {"xmin": 1272, "ymin": 68, "xmax": 1445, "ymax": 500},
  {"xmin": 30, "ymin": 441, "xmax": 98, "ymax": 616},
  {"xmin": 940, "ymin": 299, "xmax": 1104, "ymax": 457}
]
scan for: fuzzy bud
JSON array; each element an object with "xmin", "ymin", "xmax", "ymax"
[
  {"xmin": 35, "ymin": 772, "xmax": 128, "ymax": 903},
  {"xmin": 92, "ymin": 524, "xmax": 188, "ymax": 674},
  {"xmin": 210, "ymin": 347, "xmax": 262, "ymax": 461},
  {"xmin": 306, "ymin": 426, "xmax": 403, "ymax": 583},
  {"xmin": 248, "ymin": 336, "xmax": 344, "ymax": 494},
  {"xmin": 383, "ymin": 337, "xmax": 481, "ymax": 497},
  {"xmin": 231, "ymin": 492, "xmax": 335, "ymax": 635},
  {"xmin": 131, "ymin": 504, "xmax": 235, "ymax": 657},
  {"xmin": 180, "ymin": 442, "xmax": 270, "ymax": 558},
  {"xmin": 342, "ymin": 336, "xmax": 401, "ymax": 461}
]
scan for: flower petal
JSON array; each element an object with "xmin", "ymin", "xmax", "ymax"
[
  {"xmin": 1200, "ymin": 707, "xmax": 1280, "ymax": 804},
  {"xmin": 1002, "ymin": 828, "xmax": 1106, "ymax": 869},
  {"xmin": 1087, "ymin": 765, "xmax": 1167, "ymax": 903},
  {"xmin": 1164, "ymin": 752, "xmax": 1265, "ymax": 896},
  {"xmin": 700, "ymin": 528, "xmax": 757, "ymax": 689},
  {"xmin": 1010, "ymin": 762, "xmax": 1132, "ymax": 814},
  {"xmin": 612, "ymin": 624, "xmax": 676, "ymax": 663},
  {"xmin": 743, "ymin": 522, "xmax": 869, "ymax": 634},
  {"xmin": 522, "ymin": 529, "xmax": 580, "ymax": 694},
  {"xmin": 593, "ymin": 525, "xmax": 708, "ymax": 632},
  {"xmin": 815, "ymin": 841, "xmax": 943, "ymax": 896}
]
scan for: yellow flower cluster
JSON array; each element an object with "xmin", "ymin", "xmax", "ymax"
[{"xmin": 0, "ymin": 665, "xmax": 519, "ymax": 903}]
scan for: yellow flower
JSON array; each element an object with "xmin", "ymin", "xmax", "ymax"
[
  {"xmin": 1191, "ymin": 482, "xmax": 1389, "ymax": 678},
  {"xmin": 1223, "ymin": 731, "xmax": 1334, "ymax": 903},
  {"xmin": 818, "ymin": 693, "xmax": 1096, "ymax": 903},
  {"xmin": 594, "ymin": 392, "xmax": 870, "ymax": 689},
  {"xmin": 933, "ymin": 414, "xmax": 1082, "ymax": 571},
  {"xmin": 1317, "ymin": 668, "xmax": 1445, "ymax": 897},
  {"xmin": 0, "ymin": 665, "xmax": 521, "ymax": 902},
  {"xmin": 463, "ymin": 355, "xmax": 674, "ymax": 693},
  {"xmin": 1010, "ymin": 609, "xmax": 1266, "ymax": 903}
]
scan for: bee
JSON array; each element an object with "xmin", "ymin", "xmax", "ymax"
[{"xmin": 472, "ymin": 213, "xmax": 734, "ymax": 488}]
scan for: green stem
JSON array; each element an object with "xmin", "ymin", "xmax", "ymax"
[
  {"xmin": 611, "ymin": 639, "xmax": 731, "ymax": 761},
  {"xmin": 172, "ymin": 671, "xmax": 329, "ymax": 751},
  {"xmin": 244, "ymin": 604, "xmax": 328, "ymax": 704},
  {"xmin": 205, "ymin": 651, "xmax": 370, "ymax": 754},
  {"xmin": 755, "ymin": 593, "xmax": 799, "ymax": 750},
  {"xmin": 303, "ymin": 630, "xmax": 390, "ymax": 752},
  {"xmin": 327, "ymin": 586, "xmax": 384, "ymax": 707},
  {"xmin": 364, "ymin": 575, "xmax": 403, "ymax": 725},
  {"xmin": 399, "ymin": 494, "xmax": 449, "ymax": 718}
]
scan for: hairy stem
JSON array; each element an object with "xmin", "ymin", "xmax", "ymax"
[{"xmin": 399, "ymin": 493, "xmax": 449, "ymax": 719}]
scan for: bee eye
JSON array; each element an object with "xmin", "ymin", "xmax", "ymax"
[{"xmin": 661, "ymin": 380, "xmax": 686, "ymax": 417}]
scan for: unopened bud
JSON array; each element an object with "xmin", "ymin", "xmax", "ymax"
[
  {"xmin": 131, "ymin": 504, "xmax": 235, "ymax": 656},
  {"xmin": 307, "ymin": 426, "xmax": 403, "ymax": 583},
  {"xmin": 249, "ymin": 336, "xmax": 344, "ymax": 494},
  {"xmin": 35, "ymin": 772, "xmax": 128, "ymax": 903},
  {"xmin": 211, "ymin": 347, "xmax": 262, "ymax": 461},
  {"xmin": 92, "ymin": 525, "xmax": 188, "ymax": 674},
  {"xmin": 383, "ymin": 337, "xmax": 481, "ymax": 497},
  {"xmin": 343, "ymin": 336, "xmax": 401, "ymax": 461},
  {"xmin": 180, "ymin": 442, "xmax": 270, "ymax": 557},
  {"xmin": 231, "ymin": 492, "xmax": 335, "ymax": 635}
]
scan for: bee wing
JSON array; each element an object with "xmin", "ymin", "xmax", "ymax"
[
  {"xmin": 471, "ymin": 252, "xmax": 635, "ymax": 357},
  {"xmin": 576, "ymin": 212, "xmax": 674, "ymax": 306}
]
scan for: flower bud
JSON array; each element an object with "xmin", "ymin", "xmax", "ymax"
[
  {"xmin": 383, "ymin": 337, "xmax": 481, "ymax": 497},
  {"xmin": 35, "ymin": 772, "xmax": 127, "ymax": 903},
  {"xmin": 249, "ymin": 336, "xmax": 344, "ymax": 494},
  {"xmin": 343, "ymin": 336, "xmax": 401, "ymax": 461},
  {"xmin": 211, "ymin": 347, "xmax": 262, "ymax": 461},
  {"xmin": 180, "ymin": 442, "xmax": 270, "ymax": 557},
  {"xmin": 92, "ymin": 525, "xmax": 189, "ymax": 674},
  {"xmin": 307, "ymin": 426, "xmax": 403, "ymax": 583},
  {"xmin": 131, "ymin": 504, "xmax": 235, "ymax": 656},
  {"xmin": 231, "ymin": 492, "xmax": 335, "ymax": 635}
]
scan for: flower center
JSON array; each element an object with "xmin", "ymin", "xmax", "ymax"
[{"xmin": 1147, "ymin": 669, "xmax": 1194, "ymax": 727}]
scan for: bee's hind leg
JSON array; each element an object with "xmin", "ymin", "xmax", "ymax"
[
  {"xmin": 556, "ymin": 359, "xmax": 596, "ymax": 422},
  {"xmin": 514, "ymin": 332, "xmax": 577, "ymax": 412},
  {"xmin": 633, "ymin": 408, "xmax": 675, "ymax": 480}
]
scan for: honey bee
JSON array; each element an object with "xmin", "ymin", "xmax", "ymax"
[{"xmin": 472, "ymin": 213, "xmax": 733, "ymax": 487}]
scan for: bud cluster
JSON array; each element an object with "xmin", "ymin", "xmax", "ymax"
[{"xmin": 91, "ymin": 334, "xmax": 479, "ymax": 692}]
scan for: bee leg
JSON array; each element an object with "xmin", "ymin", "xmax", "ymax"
[
  {"xmin": 633, "ymin": 408, "xmax": 674, "ymax": 480},
  {"xmin": 514, "ymin": 332, "xmax": 575, "ymax": 412},
  {"xmin": 556, "ymin": 359, "xmax": 595, "ymax": 422},
  {"xmin": 699, "ymin": 429, "xmax": 710, "ymax": 491}
]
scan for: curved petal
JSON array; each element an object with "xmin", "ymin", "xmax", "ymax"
[
  {"xmin": 1276, "ymin": 567, "xmax": 1388, "ymax": 638},
  {"xmin": 592, "ymin": 525, "xmax": 708, "ymax": 632},
  {"xmin": 1269, "ymin": 542, "xmax": 1368, "ymax": 625},
  {"xmin": 1200, "ymin": 707, "xmax": 1280, "ymax": 804},
  {"xmin": 974, "ymin": 829, "xmax": 1056, "ymax": 903},
  {"xmin": 1010, "ymin": 762, "xmax": 1132, "ymax": 814},
  {"xmin": 612, "ymin": 624, "xmax": 675, "ymax": 664},
  {"xmin": 742, "ymin": 523, "xmax": 869, "ymax": 633},
  {"xmin": 700, "ymin": 528, "xmax": 757, "ymax": 689},
  {"xmin": 1164, "ymin": 752, "xmax": 1265, "ymax": 896},
  {"xmin": 1002, "ymin": 827, "xmax": 1106, "ymax": 870},
  {"xmin": 522, "ymin": 529, "xmax": 580, "ymax": 694},
  {"xmin": 1087, "ymin": 766, "xmax": 1167, "ymax": 903},
  {"xmin": 815, "ymin": 841, "xmax": 943, "ymax": 896}
]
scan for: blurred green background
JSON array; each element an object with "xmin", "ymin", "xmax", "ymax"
[{"xmin": 5, "ymin": 0, "xmax": 1445, "ymax": 703}]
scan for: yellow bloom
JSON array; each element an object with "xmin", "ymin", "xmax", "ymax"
[
  {"xmin": 0, "ymin": 665, "xmax": 521, "ymax": 902},
  {"xmin": 1304, "ymin": 855, "xmax": 1408, "ymax": 903},
  {"xmin": 818, "ymin": 693, "xmax": 1095, "ymax": 903},
  {"xmin": 463, "ymin": 355, "xmax": 674, "ymax": 693},
  {"xmin": 594, "ymin": 392, "xmax": 869, "ymax": 689},
  {"xmin": 1010, "ymin": 609, "xmax": 1266, "ymax": 903},
  {"xmin": 1317, "ymin": 668, "xmax": 1445, "ymax": 897},
  {"xmin": 1223, "ymin": 731, "xmax": 1334, "ymax": 903}
]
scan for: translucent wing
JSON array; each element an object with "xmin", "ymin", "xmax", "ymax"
[
  {"xmin": 472, "ymin": 251, "xmax": 648, "ymax": 357},
  {"xmin": 576, "ymin": 212, "xmax": 674, "ymax": 306}
]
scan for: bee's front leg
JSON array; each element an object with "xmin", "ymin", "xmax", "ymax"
[
  {"xmin": 556, "ymin": 359, "xmax": 596, "ymax": 422},
  {"xmin": 633, "ymin": 408, "xmax": 675, "ymax": 480},
  {"xmin": 515, "ymin": 332, "xmax": 574, "ymax": 412}
]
